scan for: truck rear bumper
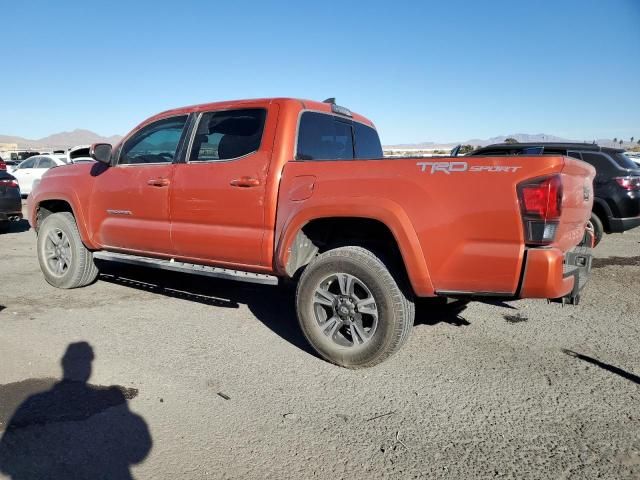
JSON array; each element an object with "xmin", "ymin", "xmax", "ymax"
[{"xmin": 519, "ymin": 246, "xmax": 592, "ymax": 302}]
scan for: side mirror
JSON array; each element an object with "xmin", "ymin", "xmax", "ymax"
[{"xmin": 90, "ymin": 143, "xmax": 112, "ymax": 165}]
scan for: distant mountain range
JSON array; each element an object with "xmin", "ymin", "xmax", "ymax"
[
  {"xmin": 0, "ymin": 129, "xmax": 123, "ymax": 150},
  {"xmin": 0, "ymin": 129, "xmax": 634, "ymax": 152},
  {"xmin": 384, "ymin": 133, "xmax": 634, "ymax": 150}
]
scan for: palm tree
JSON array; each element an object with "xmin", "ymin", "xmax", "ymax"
[
  {"xmin": 613, "ymin": 137, "xmax": 617, "ymax": 147},
  {"xmin": 631, "ymin": 136, "xmax": 635, "ymax": 144},
  {"xmin": 619, "ymin": 139, "xmax": 623, "ymax": 146}
]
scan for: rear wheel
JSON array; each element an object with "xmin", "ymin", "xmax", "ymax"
[
  {"xmin": 586, "ymin": 212, "xmax": 604, "ymax": 247},
  {"xmin": 37, "ymin": 212, "xmax": 99, "ymax": 289},
  {"xmin": 0, "ymin": 222, "xmax": 9, "ymax": 234},
  {"xmin": 296, "ymin": 246, "xmax": 415, "ymax": 368}
]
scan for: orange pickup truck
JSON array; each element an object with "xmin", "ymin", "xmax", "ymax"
[{"xmin": 28, "ymin": 98, "xmax": 595, "ymax": 367}]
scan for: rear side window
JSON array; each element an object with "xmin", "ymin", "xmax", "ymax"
[
  {"xmin": 37, "ymin": 158, "xmax": 56, "ymax": 168},
  {"xmin": 581, "ymin": 152, "xmax": 615, "ymax": 173},
  {"xmin": 609, "ymin": 152, "xmax": 638, "ymax": 170},
  {"xmin": 297, "ymin": 112, "xmax": 354, "ymax": 161},
  {"xmin": 189, "ymin": 109, "xmax": 266, "ymax": 162},
  {"xmin": 354, "ymin": 122, "xmax": 383, "ymax": 159}
]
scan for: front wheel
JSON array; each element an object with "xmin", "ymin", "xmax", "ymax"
[
  {"xmin": 296, "ymin": 246, "xmax": 415, "ymax": 368},
  {"xmin": 37, "ymin": 212, "xmax": 99, "ymax": 289}
]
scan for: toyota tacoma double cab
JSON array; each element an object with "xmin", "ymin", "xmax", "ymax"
[{"xmin": 28, "ymin": 98, "xmax": 595, "ymax": 368}]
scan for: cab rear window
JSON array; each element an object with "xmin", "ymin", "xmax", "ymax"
[{"xmin": 296, "ymin": 111, "xmax": 382, "ymax": 161}]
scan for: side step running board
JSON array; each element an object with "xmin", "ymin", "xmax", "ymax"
[{"xmin": 92, "ymin": 251, "xmax": 279, "ymax": 286}]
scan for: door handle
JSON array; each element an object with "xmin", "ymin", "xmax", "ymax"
[
  {"xmin": 230, "ymin": 176, "xmax": 260, "ymax": 188},
  {"xmin": 147, "ymin": 178, "xmax": 170, "ymax": 187}
]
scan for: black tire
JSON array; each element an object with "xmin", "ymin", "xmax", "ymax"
[
  {"xmin": 296, "ymin": 246, "xmax": 415, "ymax": 368},
  {"xmin": 37, "ymin": 212, "xmax": 99, "ymax": 289},
  {"xmin": 0, "ymin": 222, "xmax": 9, "ymax": 234},
  {"xmin": 587, "ymin": 212, "xmax": 604, "ymax": 247}
]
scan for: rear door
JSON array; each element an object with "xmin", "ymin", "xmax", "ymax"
[
  {"xmin": 90, "ymin": 115, "xmax": 189, "ymax": 254},
  {"xmin": 169, "ymin": 106, "xmax": 275, "ymax": 267}
]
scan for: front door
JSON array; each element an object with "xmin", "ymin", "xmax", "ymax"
[
  {"xmin": 170, "ymin": 107, "xmax": 274, "ymax": 267},
  {"xmin": 90, "ymin": 115, "xmax": 189, "ymax": 255}
]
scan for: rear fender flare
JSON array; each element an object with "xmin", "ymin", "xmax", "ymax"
[{"xmin": 276, "ymin": 196, "xmax": 435, "ymax": 296}]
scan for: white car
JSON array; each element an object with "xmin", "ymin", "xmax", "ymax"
[{"xmin": 10, "ymin": 154, "xmax": 68, "ymax": 195}]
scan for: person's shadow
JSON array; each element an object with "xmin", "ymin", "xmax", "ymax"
[{"xmin": 0, "ymin": 342, "xmax": 152, "ymax": 480}]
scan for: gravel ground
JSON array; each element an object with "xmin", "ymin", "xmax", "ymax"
[{"xmin": 0, "ymin": 211, "xmax": 638, "ymax": 479}]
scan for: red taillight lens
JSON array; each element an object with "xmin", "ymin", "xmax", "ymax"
[
  {"xmin": 518, "ymin": 175, "xmax": 563, "ymax": 246},
  {"xmin": 615, "ymin": 176, "xmax": 640, "ymax": 191},
  {"xmin": 0, "ymin": 163, "xmax": 6, "ymax": 170},
  {"xmin": 519, "ymin": 175, "xmax": 562, "ymax": 220},
  {"xmin": 0, "ymin": 179, "xmax": 19, "ymax": 188}
]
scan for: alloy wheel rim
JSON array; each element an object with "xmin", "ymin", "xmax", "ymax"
[
  {"xmin": 44, "ymin": 228, "xmax": 72, "ymax": 277},
  {"xmin": 312, "ymin": 273, "xmax": 379, "ymax": 347}
]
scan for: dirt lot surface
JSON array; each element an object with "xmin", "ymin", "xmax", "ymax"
[{"xmin": 1, "ymin": 213, "xmax": 639, "ymax": 479}]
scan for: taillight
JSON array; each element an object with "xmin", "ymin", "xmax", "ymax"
[
  {"xmin": 517, "ymin": 174, "xmax": 563, "ymax": 246},
  {"xmin": 0, "ymin": 163, "xmax": 6, "ymax": 170},
  {"xmin": 615, "ymin": 176, "xmax": 640, "ymax": 191},
  {"xmin": 0, "ymin": 179, "xmax": 19, "ymax": 188}
]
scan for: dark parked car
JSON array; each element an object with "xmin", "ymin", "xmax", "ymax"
[
  {"xmin": 468, "ymin": 143, "xmax": 640, "ymax": 246},
  {"xmin": 0, "ymin": 171, "xmax": 22, "ymax": 233}
]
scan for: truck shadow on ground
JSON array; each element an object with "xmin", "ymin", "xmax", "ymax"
[
  {"xmin": 97, "ymin": 263, "xmax": 473, "ymax": 358},
  {"xmin": 0, "ymin": 342, "xmax": 152, "ymax": 480}
]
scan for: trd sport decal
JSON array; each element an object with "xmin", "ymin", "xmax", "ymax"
[{"xmin": 417, "ymin": 161, "xmax": 522, "ymax": 174}]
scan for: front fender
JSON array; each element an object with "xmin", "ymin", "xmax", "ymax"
[
  {"xmin": 275, "ymin": 196, "xmax": 435, "ymax": 296},
  {"xmin": 29, "ymin": 189, "xmax": 98, "ymax": 250}
]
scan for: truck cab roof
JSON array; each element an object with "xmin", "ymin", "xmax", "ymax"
[{"xmin": 147, "ymin": 97, "xmax": 376, "ymax": 130}]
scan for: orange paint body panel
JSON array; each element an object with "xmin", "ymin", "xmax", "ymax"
[
  {"xmin": 27, "ymin": 97, "xmax": 595, "ymax": 300},
  {"xmin": 519, "ymin": 248, "xmax": 574, "ymax": 298}
]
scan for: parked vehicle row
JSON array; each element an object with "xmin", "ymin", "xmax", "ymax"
[
  {"xmin": 0, "ymin": 148, "xmax": 96, "ymax": 197},
  {"xmin": 27, "ymin": 97, "xmax": 596, "ymax": 368},
  {"xmin": 8, "ymin": 154, "xmax": 69, "ymax": 195},
  {"xmin": 0, "ymin": 170, "xmax": 22, "ymax": 233}
]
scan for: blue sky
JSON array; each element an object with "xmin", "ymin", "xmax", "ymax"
[{"xmin": 1, "ymin": 0, "xmax": 638, "ymax": 144}]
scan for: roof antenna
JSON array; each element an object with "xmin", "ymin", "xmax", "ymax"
[{"xmin": 323, "ymin": 97, "xmax": 336, "ymax": 104}]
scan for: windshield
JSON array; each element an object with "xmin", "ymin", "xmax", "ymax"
[{"xmin": 611, "ymin": 152, "xmax": 639, "ymax": 170}]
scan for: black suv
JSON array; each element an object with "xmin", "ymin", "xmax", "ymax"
[{"xmin": 468, "ymin": 143, "xmax": 640, "ymax": 246}]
